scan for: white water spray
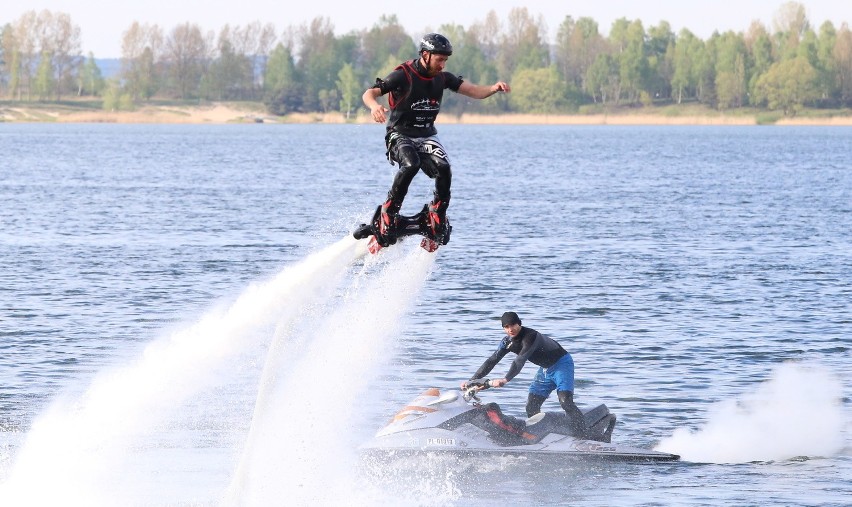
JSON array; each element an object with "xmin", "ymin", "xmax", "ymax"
[
  {"xmin": 224, "ymin": 245, "xmax": 436, "ymax": 506},
  {"xmin": 0, "ymin": 236, "xmax": 370, "ymax": 506},
  {"xmin": 656, "ymin": 362, "xmax": 846, "ymax": 463}
]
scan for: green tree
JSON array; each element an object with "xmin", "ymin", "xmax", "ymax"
[
  {"xmin": 77, "ymin": 52, "xmax": 103, "ymax": 96},
  {"xmin": 336, "ymin": 62, "xmax": 361, "ymax": 119},
  {"xmin": 295, "ymin": 17, "xmax": 345, "ymax": 111},
  {"xmin": 586, "ymin": 52, "xmax": 620, "ymax": 104},
  {"xmin": 694, "ymin": 33, "xmax": 717, "ymax": 105},
  {"xmin": 715, "ymin": 54, "xmax": 746, "ymax": 109},
  {"xmin": 619, "ymin": 20, "xmax": 649, "ymax": 103},
  {"xmin": 671, "ymin": 29, "xmax": 701, "ymax": 103},
  {"xmin": 646, "ymin": 21, "xmax": 675, "ymax": 100},
  {"xmin": 263, "ymin": 43, "xmax": 302, "ymax": 114},
  {"xmin": 360, "ymin": 15, "xmax": 413, "ymax": 81},
  {"xmin": 102, "ymin": 78, "xmax": 134, "ymax": 111},
  {"xmin": 746, "ymin": 21, "xmax": 774, "ymax": 103},
  {"xmin": 34, "ymin": 51, "xmax": 54, "ymax": 101},
  {"xmin": 509, "ymin": 65, "xmax": 576, "ymax": 113},
  {"xmin": 318, "ymin": 88, "xmax": 338, "ymax": 113},
  {"xmin": 752, "ymin": 56, "xmax": 820, "ymax": 115},
  {"xmin": 436, "ymin": 23, "xmax": 502, "ymax": 114},
  {"xmin": 714, "ymin": 31, "xmax": 748, "ymax": 109},
  {"xmin": 815, "ymin": 21, "xmax": 838, "ymax": 103}
]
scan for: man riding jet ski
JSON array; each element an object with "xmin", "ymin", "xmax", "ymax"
[
  {"xmin": 462, "ymin": 312, "xmax": 591, "ymax": 438},
  {"xmin": 359, "ymin": 381, "xmax": 680, "ymax": 461}
]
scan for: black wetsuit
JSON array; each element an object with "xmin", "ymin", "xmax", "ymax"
[
  {"xmin": 470, "ymin": 327, "xmax": 567, "ymax": 382},
  {"xmin": 469, "ymin": 327, "xmax": 590, "ymax": 437},
  {"xmin": 376, "ymin": 58, "xmax": 463, "ymax": 137},
  {"xmin": 371, "ymin": 59, "xmax": 464, "ymax": 218}
]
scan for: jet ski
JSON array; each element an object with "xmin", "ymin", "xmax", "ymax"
[{"xmin": 360, "ymin": 379, "xmax": 679, "ymax": 462}]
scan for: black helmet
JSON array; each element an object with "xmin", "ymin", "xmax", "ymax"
[{"xmin": 419, "ymin": 33, "xmax": 453, "ymax": 56}]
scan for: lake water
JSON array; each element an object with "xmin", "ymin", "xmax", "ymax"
[{"xmin": 0, "ymin": 122, "xmax": 849, "ymax": 506}]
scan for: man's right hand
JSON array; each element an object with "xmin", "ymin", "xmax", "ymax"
[{"xmin": 370, "ymin": 104, "xmax": 388, "ymax": 123}]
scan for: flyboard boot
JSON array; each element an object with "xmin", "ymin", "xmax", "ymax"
[
  {"xmin": 422, "ymin": 198, "xmax": 450, "ymax": 252},
  {"xmin": 360, "ymin": 199, "xmax": 396, "ymax": 254}
]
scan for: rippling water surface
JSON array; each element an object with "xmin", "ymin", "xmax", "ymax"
[{"xmin": 0, "ymin": 123, "xmax": 849, "ymax": 506}]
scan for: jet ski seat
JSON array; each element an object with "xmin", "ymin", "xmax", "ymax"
[{"xmin": 522, "ymin": 404, "xmax": 617, "ymax": 443}]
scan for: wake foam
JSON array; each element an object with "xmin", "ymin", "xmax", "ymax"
[{"xmin": 655, "ymin": 361, "xmax": 846, "ymax": 463}]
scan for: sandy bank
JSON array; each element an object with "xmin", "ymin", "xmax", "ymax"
[{"xmin": 2, "ymin": 102, "xmax": 852, "ymax": 126}]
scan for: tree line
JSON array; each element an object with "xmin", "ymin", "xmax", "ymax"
[{"xmin": 2, "ymin": 2, "xmax": 851, "ymax": 116}]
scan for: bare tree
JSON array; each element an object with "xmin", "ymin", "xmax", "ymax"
[
  {"xmin": 50, "ymin": 12, "xmax": 82, "ymax": 100},
  {"xmin": 773, "ymin": 1, "xmax": 810, "ymax": 37},
  {"xmin": 774, "ymin": 1, "xmax": 810, "ymax": 58},
  {"xmin": 253, "ymin": 22, "xmax": 277, "ymax": 92},
  {"xmin": 225, "ymin": 22, "xmax": 277, "ymax": 98},
  {"xmin": 6, "ymin": 11, "xmax": 38, "ymax": 100},
  {"xmin": 121, "ymin": 22, "xmax": 163, "ymax": 100},
  {"xmin": 556, "ymin": 16, "xmax": 604, "ymax": 91},
  {"xmin": 835, "ymin": 23, "xmax": 852, "ymax": 105},
  {"xmin": 163, "ymin": 22, "xmax": 212, "ymax": 99},
  {"xmin": 499, "ymin": 7, "xmax": 549, "ymax": 77},
  {"xmin": 469, "ymin": 10, "xmax": 502, "ymax": 62}
]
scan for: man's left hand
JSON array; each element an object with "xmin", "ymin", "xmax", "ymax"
[
  {"xmin": 491, "ymin": 82, "xmax": 511, "ymax": 93},
  {"xmin": 489, "ymin": 378, "xmax": 508, "ymax": 388}
]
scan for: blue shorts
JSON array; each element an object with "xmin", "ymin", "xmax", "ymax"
[{"xmin": 528, "ymin": 353, "xmax": 574, "ymax": 397}]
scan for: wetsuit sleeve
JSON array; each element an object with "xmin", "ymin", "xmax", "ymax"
[
  {"xmin": 374, "ymin": 68, "xmax": 407, "ymax": 95},
  {"xmin": 504, "ymin": 331, "xmax": 544, "ymax": 381},
  {"xmin": 444, "ymin": 73, "xmax": 463, "ymax": 92},
  {"xmin": 470, "ymin": 347, "xmax": 509, "ymax": 380}
]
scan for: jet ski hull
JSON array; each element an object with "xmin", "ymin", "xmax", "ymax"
[
  {"xmin": 361, "ymin": 388, "xmax": 679, "ymax": 462},
  {"xmin": 361, "ymin": 430, "xmax": 680, "ymax": 462}
]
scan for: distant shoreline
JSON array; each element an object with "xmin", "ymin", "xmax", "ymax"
[{"xmin": 2, "ymin": 102, "xmax": 852, "ymax": 126}]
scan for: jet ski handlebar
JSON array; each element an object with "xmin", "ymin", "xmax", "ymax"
[{"xmin": 462, "ymin": 378, "xmax": 491, "ymax": 402}]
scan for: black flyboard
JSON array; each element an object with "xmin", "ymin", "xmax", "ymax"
[{"xmin": 353, "ymin": 204, "xmax": 451, "ymax": 254}]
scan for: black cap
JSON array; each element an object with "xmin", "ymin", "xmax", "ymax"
[{"xmin": 501, "ymin": 311, "xmax": 521, "ymax": 327}]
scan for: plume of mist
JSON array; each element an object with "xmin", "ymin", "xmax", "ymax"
[
  {"xmin": 656, "ymin": 362, "xmax": 846, "ymax": 463},
  {"xmin": 0, "ymin": 237, "xmax": 368, "ymax": 506}
]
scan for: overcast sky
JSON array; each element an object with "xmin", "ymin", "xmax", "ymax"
[{"xmin": 7, "ymin": 1, "xmax": 849, "ymax": 57}]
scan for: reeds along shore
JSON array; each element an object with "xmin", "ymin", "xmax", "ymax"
[{"xmin": 2, "ymin": 103, "xmax": 852, "ymax": 125}]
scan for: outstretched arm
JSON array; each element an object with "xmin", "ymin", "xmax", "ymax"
[
  {"xmin": 457, "ymin": 80, "xmax": 511, "ymax": 100},
  {"xmin": 460, "ymin": 348, "xmax": 509, "ymax": 388}
]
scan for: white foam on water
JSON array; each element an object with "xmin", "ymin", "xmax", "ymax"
[{"xmin": 656, "ymin": 361, "xmax": 846, "ymax": 464}]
